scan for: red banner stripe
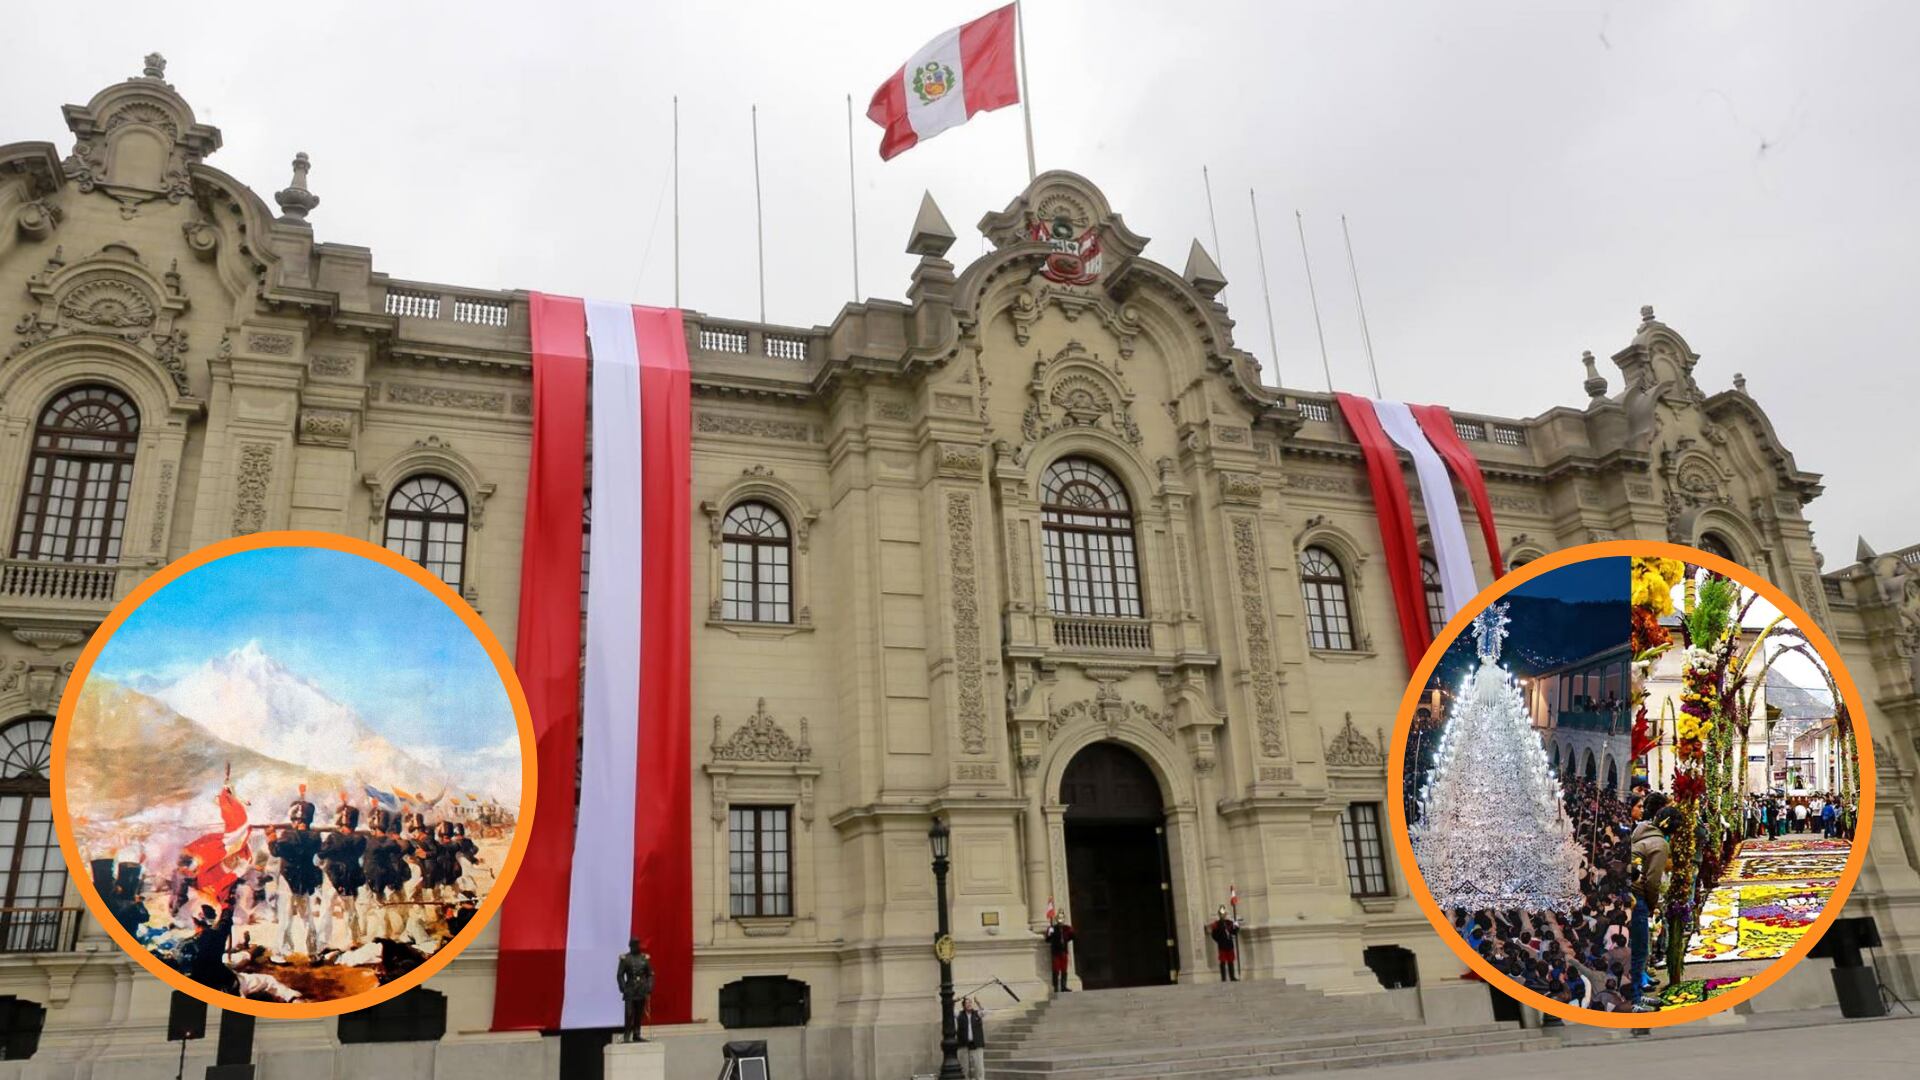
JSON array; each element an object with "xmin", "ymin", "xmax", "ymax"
[
  {"xmin": 492, "ymin": 292, "xmax": 588, "ymax": 1032},
  {"xmin": 1335, "ymin": 393, "xmax": 1432, "ymax": 672},
  {"xmin": 867, "ymin": 66, "xmax": 917, "ymax": 161},
  {"xmin": 630, "ymin": 305, "xmax": 694, "ymax": 1025},
  {"xmin": 1410, "ymin": 404, "xmax": 1505, "ymax": 577},
  {"xmin": 960, "ymin": 4, "xmax": 1020, "ymax": 118}
]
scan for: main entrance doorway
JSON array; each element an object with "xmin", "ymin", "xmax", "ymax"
[{"xmin": 1060, "ymin": 741, "xmax": 1176, "ymax": 989}]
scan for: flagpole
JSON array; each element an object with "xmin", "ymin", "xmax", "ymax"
[
  {"xmin": 752, "ymin": 103, "xmax": 767, "ymax": 323},
  {"xmin": 1248, "ymin": 189, "xmax": 1283, "ymax": 387},
  {"xmin": 846, "ymin": 93, "xmax": 861, "ymax": 302},
  {"xmin": 1295, "ymin": 210, "xmax": 1334, "ymax": 393},
  {"xmin": 672, "ymin": 95, "xmax": 681, "ymax": 308},
  {"xmin": 1342, "ymin": 214, "xmax": 1382, "ymax": 397},
  {"xmin": 1015, "ymin": 0, "xmax": 1037, "ymax": 183},
  {"xmin": 1202, "ymin": 166, "xmax": 1224, "ymax": 284}
]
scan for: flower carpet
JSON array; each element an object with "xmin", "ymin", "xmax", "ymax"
[
  {"xmin": 1658, "ymin": 976, "xmax": 1752, "ymax": 1009},
  {"xmin": 1685, "ymin": 836, "xmax": 1848, "ymax": 963}
]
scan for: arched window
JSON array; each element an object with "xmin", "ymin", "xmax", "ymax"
[
  {"xmin": 1299, "ymin": 546, "xmax": 1355, "ymax": 651},
  {"xmin": 12, "ymin": 386, "xmax": 140, "ymax": 564},
  {"xmin": 383, "ymin": 475, "xmax": 468, "ymax": 591},
  {"xmin": 1583, "ymin": 748, "xmax": 1597, "ymax": 782},
  {"xmin": 1697, "ymin": 532, "xmax": 1736, "ymax": 562},
  {"xmin": 721, "ymin": 501, "xmax": 792, "ymax": 623},
  {"xmin": 1605, "ymin": 755, "xmax": 1619, "ymax": 793},
  {"xmin": 1040, "ymin": 458, "xmax": 1143, "ymax": 620},
  {"xmin": 0, "ymin": 716, "xmax": 65, "ymax": 949},
  {"xmin": 1420, "ymin": 556, "xmax": 1447, "ymax": 638}
]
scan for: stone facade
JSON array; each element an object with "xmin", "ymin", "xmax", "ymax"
[{"xmin": 0, "ymin": 58, "xmax": 1915, "ymax": 1079}]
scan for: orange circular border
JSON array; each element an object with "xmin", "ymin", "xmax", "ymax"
[
  {"xmin": 1387, "ymin": 540, "xmax": 1875, "ymax": 1028},
  {"xmin": 50, "ymin": 530, "xmax": 538, "ymax": 1018}
]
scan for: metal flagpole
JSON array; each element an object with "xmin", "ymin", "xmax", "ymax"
[
  {"xmin": 1248, "ymin": 189, "xmax": 1283, "ymax": 387},
  {"xmin": 1203, "ymin": 166, "xmax": 1225, "ymax": 289},
  {"xmin": 1342, "ymin": 214, "xmax": 1382, "ymax": 397},
  {"xmin": 673, "ymin": 96, "xmax": 681, "ymax": 308},
  {"xmin": 846, "ymin": 94, "xmax": 861, "ymax": 301},
  {"xmin": 1295, "ymin": 210, "xmax": 1334, "ymax": 393},
  {"xmin": 752, "ymin": 104, "xmax": 767, "ymax": 323},
  {"xmin": 1015, "ymin": 0, "xmax": 1037, "ymax": 182}
]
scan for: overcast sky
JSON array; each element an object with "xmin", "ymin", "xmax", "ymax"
[{"xmin": 11, "ymin": 2, "xmax": 1913, "ymax": 559}]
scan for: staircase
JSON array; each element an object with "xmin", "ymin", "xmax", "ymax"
[{"xmin": 984, "ymin": 979, "xmax": 1552, "ymax": 1079}]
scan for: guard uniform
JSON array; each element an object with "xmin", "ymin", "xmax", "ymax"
[
  {"xmin": 1044, "ymin": 920, "xmax": 1075, "ymax": 993},
  {"xmin": 1208, "ymin": 913, "xmax": 1241, "ymax": 981}
]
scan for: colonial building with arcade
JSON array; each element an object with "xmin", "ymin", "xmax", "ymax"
[{"xmin": 0, "ymin": 57, "xmax": 1914, "ymax": 1079}]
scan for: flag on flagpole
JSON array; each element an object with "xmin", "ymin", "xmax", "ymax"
[
  {"xmin": 1228, "ymin": 883, "xmax": 1238, "ymax": 909},
  {"xmin": 1045, "ymin": 896, "xmax": 1056, "ymax": 922},
  {"xmin": 868, "ymin": 4, "xmax": 1020, "ymax": 161},
  {"xmin": 492, "ymin": 293, "xmax": 692, "ymax": 1033}
]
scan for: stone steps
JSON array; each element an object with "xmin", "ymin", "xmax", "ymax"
[{"xmin": 983, "ymin": 981, "xmax": 1546, "ymax": 1079}]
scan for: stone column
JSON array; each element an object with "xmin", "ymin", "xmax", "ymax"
[{"xmin": 1019, "ymin": 755, "xmax": 1049, "ymax": 928}]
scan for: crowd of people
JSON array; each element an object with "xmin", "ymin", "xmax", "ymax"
[
  {"xmin": 1450, "ymin": 777, "xmax": 1667, "ymax": 1013},
  {"xmin": 1741, "ymin": 791, "xmax": 1856, "ymax": 840}
]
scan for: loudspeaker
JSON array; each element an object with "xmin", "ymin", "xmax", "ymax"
[
  {"xmin": 1810, "ymin": 915, "xmax": 1882, "ymax": 967},
  {"xmin": 1832, "ymin": 965, "xmax": 1886, "ymax": 1019},
  {"xmin": 204, "ymin": 1066, "xmax": 256, "ymax": 1080},
  {"xmin": 216, "ymin": 1011, "xmax": 254, "ymax": 1065},
  {"xmin": 167, "ymin": 991, "xmax": 207, "ymax": 1043}
]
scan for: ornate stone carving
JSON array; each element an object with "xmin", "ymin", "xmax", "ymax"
[
  {"xmin": 1214, "ymin": 426, "xmax": 1249, "ymax": 445},
  {"xmin": 1324, "ymin": 713, "xmax": 1386, "ymax": 768},
  {"xmin": 696, "ymin": 411, "xmax": 815, "ymax": 443},
  {"xmin": 511, "ymin": 394, "xmax": 533, "ymax": 417},
  {"xmin": 1017, "ymin": 753, "xmax": 1041, "ymax": 777},
  {"xmin": 148, "ymin": 461, "xmax": 174, "ymax": 551},
  {"xmin": 1019, "ymin": 341, "xmax": 1143, "ymax": 450},
  {"xmin": 1490, "ymin": 492, "xmax": 1544, "ymax": 514},
  {"xmin": 1626, "ymin": 481, "xmax": 1655, "ymax": 499},
  {"xmin": 1230, "ymin": 516, "xmax": 1286, "ymax": 758},
  {"xmin": 385, "ymin": 382, "xmax": 506, "ymax": 413},
  {"xmin": 936, "ymin": 443, "xmax": 985, "ymax": 478},
  {"xmin": 934, "ymin": 392, "xmax": 972, "ymax": 415},
  {"xmin": 955, "ymin": 763, "xmax": 997, "ymax": 781},
  {"xmin": 1284, "ymin": 471, "xmax": 1356, "ymax": 495},
  {"xmin": 710, "ymin": 699, "xmax": 812, "ymax": 762},
  {"xmin": 873, "ymin": 398, "xmax": 912, "ymax": 422},
  {"xmin": 16, "ymin": 198, "xmax": 62, "ymax": 241},
  {"xmin": 298, "ymin": 408, "xmax": 354, "ymax": 447},
  {"xmin": 1218, "ymin": 471, "xmax": 1263, "ymax": 506},
  {"xmin": 309, "ymin": 354, "xmax": 354, "ymax": 378},
  {"xmin": 59, "ymin": 279, "xmax": 154, "ymax": 331},
  {"xmin": 1257, "ymin": 765, "xmax": 1294, "ymax": 783},
  {"xmin": 948, "ymin": 493, "xmax": 988, "ymax": 755},
  {"xmin": 1044, "ymin": 684, "xmax": 1175, "ymax": 742},
  {"xmin": 246, "ymin": 332, "xmax": 294, "ymax": 356},
  {"xmin": 231, "ymin": 443, "xmax": 274, "ymax": 534}
]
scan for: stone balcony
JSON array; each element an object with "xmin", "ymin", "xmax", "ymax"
[{"xmin": 0, "ymin": 557, "xmax": 153, "ymax": 639}]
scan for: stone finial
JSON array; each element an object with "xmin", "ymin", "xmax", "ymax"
[
  {"xmin": 273, "ymin": 152, "xmax": 320, "ymax": 224},
  {"xmin": 1732, "ymin": 371, "xmax": 1747, "ymax": 392},
  {"xmin": 1580, "ymin": 349, "xmax": 1608, "ymax": 400},
  {"xmin": 1182, "ymin": 239, "xmax": 1227, "ymax": 298},
  {"xmin": 143, "ymin": 53, "xmax": 167, "ymax": 80},
  {"xmin": 906, "ymin": 191, "xmax": 955, "ymax": 258},
  {"xmin": 1856, "ymin": 536, "xmax": 1877, "ymax": 563},
  {"xmin": 1639, "ymin": 304, "xmax": 1656, "ymax": 324}
]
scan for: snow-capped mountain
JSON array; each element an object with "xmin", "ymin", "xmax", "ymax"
[{"xmin": 140, "ymin": 641, "xmax": 466, "ymax": 800}]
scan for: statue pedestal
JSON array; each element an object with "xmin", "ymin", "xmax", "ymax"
[{"xmin": 604, "ymin": 1039, "xmax": 667, "ymax": 1080}]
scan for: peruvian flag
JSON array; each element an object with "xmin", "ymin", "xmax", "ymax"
[
  {"xmin": 1334, "ymin": 395, "xmax": 1505, "ymax": 672},
  {"xmin": 491, "ymin": 295, "xmax": 692, "ymax": 1031},
  {"xmin": 180, "ymin": 785, "xmax": 250, "ymax": 903},
  {"xmin": 868, "ymin": 5, "xmax": 1021, "ymax": 161}
]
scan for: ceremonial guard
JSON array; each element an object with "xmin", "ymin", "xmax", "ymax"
[
  {"xmin": 318, "ymin": 802, "xmax": 368, "ymax": 949},
  {"xmin": 1207, "ymin": 905, "xmax": 1242, "ymax": 982},
  {"xmin": 1042, "ymin": 909, "xmax": 1076, "ymax": 993},
  {"xmin": 269, "ymin": 787, "xmax": 324, "ymax": 958},
  {"xmin": 617, "ymin": 938, "xmax": 655, "ymax": 1043}
]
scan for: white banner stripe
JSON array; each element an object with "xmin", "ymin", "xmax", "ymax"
[
  {"xmin": 561, "ymin": 300, "xmax": 645, "ymax": 1029},
  {"xmin": 1375, "ymin": 399, "xmax": 1480, "ymax": 618}
]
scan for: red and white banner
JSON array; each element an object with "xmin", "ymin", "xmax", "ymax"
[
  {"xmin": 868, "ymin": 4, "xmax": 1020, "ymax": 161},
  {"xmin": 492, "ymin": 294, "xmax": 692, "ymax": 1031},
  {"xmin": 1335, "ymin": 394, "xmax": 1503, "ymax": 672}
]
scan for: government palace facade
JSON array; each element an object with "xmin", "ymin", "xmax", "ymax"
[{"xmin": 0, "ymin": 58, "xmax": 1914, "ymax": 1080}]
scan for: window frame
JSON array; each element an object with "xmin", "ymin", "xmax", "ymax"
[
  {"xmin": 1038, "ymin": 457, "xmax": 1145, "ymax": 621},
  {"xmin": 0, "ymin": 716, "xmax": 66, "ymax": 951},
  {"xmin": 1420, "ymin": 556, "xmax": 1447, "ymax": 639},
  {"xmin": 1339, "ymin": 801, "xmax": 1391, "ymax": 898},
  {"xmin": 719, "ymin": 501, "xmax": 794, "ymax": 624},
  {"xmin": 727, "ymin": 804, "xmax": 794, "ymax": 918},
  {"xmin": 1299, "ymin": 545, "xmax": 1357, "ymax": 651},
  {"xmin": 11, "ymin": 385, "xmax": 141, "ymax": 565},
  {"xmin": 382, "ymin": 474, "xmax": 470, "ymax": 591}
]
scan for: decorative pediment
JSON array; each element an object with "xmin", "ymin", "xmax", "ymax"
[
  {"xmin": 1325, "ymin": 712, "xmax": 1386, "ymax": 769},
  {"xmin": 7, "ymin": 242, "xmax": 192, "ymax": 395},
  {"xmin": 60, "ymin": 55, "xmax": 222, "ymax": 208},
  {"xmin": 1043, "ymin": 683, "xmax": 1174, "ymax": 742},
  {"xmin": 711, "ymin": 699, "xmax": 812, "ymax": 763},
  {"xmin": 1019, "ymin": 341, "xmax": 1142, "ymax": 450}
]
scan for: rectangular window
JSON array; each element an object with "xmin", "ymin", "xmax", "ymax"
[
  {"xmin": 1339, "ymin": 802, "xmax": 1390, "ymax": 897},
  {"xmin": 728, "ymin": 806, "xmax": 793, "ymax": 917}
]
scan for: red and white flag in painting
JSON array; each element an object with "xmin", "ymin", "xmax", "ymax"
[
  {"xmin": 868, "ymin": 4, "xmax": 1021, "ymax": 160},
  {"xmin": 492, "ymin": 295, "xmax": 692, "ymax": 1032}
]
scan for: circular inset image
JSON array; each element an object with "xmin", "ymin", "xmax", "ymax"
[
  {"xmin": 1389, "ymin": 540, "xmax": 1873, "ymax": 1027},
  {"xmin": 52, "ymin": 531, "xmax": 535, "ymax": 1017}
]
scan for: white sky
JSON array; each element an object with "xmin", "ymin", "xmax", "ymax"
[{"xmin": 9, "ymin": 2, "xmax": 1913, "ymax": 555}]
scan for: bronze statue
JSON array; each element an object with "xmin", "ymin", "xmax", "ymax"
[{"xmin": 617, "ymin": 938, "xmax": 654, "ymax": 1043}]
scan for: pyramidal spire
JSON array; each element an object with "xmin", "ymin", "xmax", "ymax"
[
  {"xmin": 906, "ymin": 191, "xmax": 955, "ymax": 258},
  {"xmin": 1183, "ymin": 239, "xmax": 1226, "ymax": 298}
]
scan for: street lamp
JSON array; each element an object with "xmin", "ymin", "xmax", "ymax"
[{"xmin": 929, "ymin": 816, "xmax": 963, "ymax": 1080}]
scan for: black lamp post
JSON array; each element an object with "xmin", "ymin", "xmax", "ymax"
[{"xmin": 930, "ymin": 816, "xmax": 963, "ymax": 1080}]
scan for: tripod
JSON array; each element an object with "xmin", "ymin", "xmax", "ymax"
[{"xmin": 1867, "ymin": 944, "xmax": 1913, "ymax": 1016}]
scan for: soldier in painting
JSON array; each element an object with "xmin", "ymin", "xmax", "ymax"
[
  {"xmin": 449, "ymin": 822, "xmax": 484, "ymax": 893},
  {"xmin": 318, "ymin": 801, "xmax": 368, "ymax": 949},
  {"xmin": 267, "ymin": 789, "xmax": 324, "ymax": 958},
  {"xmin": 617, "ymin": 938, "xmax": 654, "ymax": 1043},
  {"xmin": 425, "ymin": 820, "xmax": 463, "ymax": 903},
  {"xmin": 362, "ymin": 807, "xmax": 410, "ymax": 939}
]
